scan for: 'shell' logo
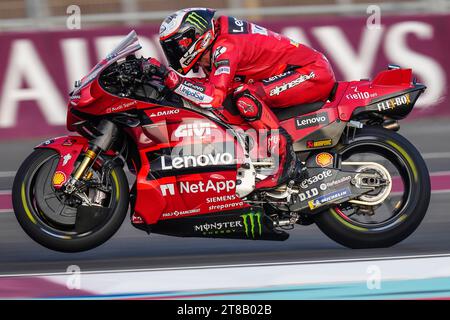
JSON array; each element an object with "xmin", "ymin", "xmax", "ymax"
[
  {"xmin": 52, "ymin": 171, "xmax": 66, "ymax": 187},
  {"xmin": 316, "ymin": 152, "xmax": 334, "ymax": 167}
]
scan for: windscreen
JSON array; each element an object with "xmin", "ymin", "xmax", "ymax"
[{"xmin": 71, "ymin": 30, "xmax": 142, "ymax": 96}]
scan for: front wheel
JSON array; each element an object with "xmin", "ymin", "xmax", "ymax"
[
  {"xmin": 12, "ymin": 149, "xmax": 129, "ymax": 252},
  {"xmin": 313, "ymin": 127, "xmax": 430, "ymax": 249}
]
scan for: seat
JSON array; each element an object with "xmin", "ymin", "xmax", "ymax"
[
  {"xmin": 272, "ymin": 101, "xmax": 325, "ymax": 121},
  {"xmin": 272, "ymin": 82, "xmax": 338, "ymax": 121}
]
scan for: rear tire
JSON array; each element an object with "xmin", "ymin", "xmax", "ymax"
[
  {"xmin": 12, "ymin": 149, "xmax": 129, "ymax": 252},
  {"xmin": 313, "ymin": 127, "xmax": 430, "ymax": 248}
]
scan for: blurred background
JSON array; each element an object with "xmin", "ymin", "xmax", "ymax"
[
  {"xmin": 1, "ymin": 1, "xmax": 450, "ymax": 287},
  {"xmin": 1, "ymin": 0, "xmax": 450, "ymax": 27},
  {"xmin": 0, "ymin": 0, "xmax": 449, "ymax": 140}
]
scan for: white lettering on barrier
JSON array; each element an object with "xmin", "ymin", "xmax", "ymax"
[
  {"xmin": 0, "ymin": 24, "xmax": 447, "ymax": 131},
  {"xmin": 384, "ymin": 22, "xmax": 445, "ymax": 107},
  {"xmin": 0, "ymin": 40, "xmax": 66, "ymax": 128}
]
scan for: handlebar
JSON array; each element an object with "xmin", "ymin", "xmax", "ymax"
[{"xmin": 100, "ymin": 55, "xmax": 167, "ymax": 99}]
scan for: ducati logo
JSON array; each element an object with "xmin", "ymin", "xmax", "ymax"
[{"xmin": 62, "ymin": 153, "xmax": 72, "ymax": 166}]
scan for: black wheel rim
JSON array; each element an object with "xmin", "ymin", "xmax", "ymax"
[
  {"xmin": 23, "ymin": 152, "xmax": 120, "ymax": 239},
  {"xmin": 331, "ymin": 139, "xmax": 417, "ymax": 233}
]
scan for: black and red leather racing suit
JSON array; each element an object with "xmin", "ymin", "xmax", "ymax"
[{"xmin": 164, "ymin": 16, "xmax": 336, "ymax": 188}]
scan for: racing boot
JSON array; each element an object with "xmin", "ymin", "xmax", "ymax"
[
  {"xmin": 255, "ymin": 127, "xmax": 299, "ymax": 189},
  {"xmin": 234, "ymin": 85, "xmax": 300, "ymax": 189}
]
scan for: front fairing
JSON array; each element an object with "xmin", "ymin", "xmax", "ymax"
[{"xmin": 68, "ymin": 30, "xmax": 142, "ymax": 116}]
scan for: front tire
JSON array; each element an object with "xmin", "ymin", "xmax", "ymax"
[
  {"xmin": 12, "ymin": 149, "xmax": 129, "ymax": 252},
  {"xmin": 313, "ymin": 127, "xmax": 430, "ymax": 249}
]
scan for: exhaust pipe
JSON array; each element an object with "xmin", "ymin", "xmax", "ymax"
[{"xmin": 383, "ymin": 119, "xmax": 400, "ymax": 131}]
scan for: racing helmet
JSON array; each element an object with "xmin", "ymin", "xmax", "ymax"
[{"xmin": 159, "ymin": 8, "xmax": 216, "ymax": 75}]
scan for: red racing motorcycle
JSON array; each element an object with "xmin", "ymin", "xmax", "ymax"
[{"xmin": 12, "ymin": 31, "xmax": 430, "ymax": 252}]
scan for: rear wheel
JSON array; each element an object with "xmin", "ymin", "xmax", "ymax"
[
  {"xmin": 313, "ymin": 127, "xmax": 430, "ymax": 248},
  {"xmin": 12, "ymin": 149, "xmax": 129, "ymax": 252}
]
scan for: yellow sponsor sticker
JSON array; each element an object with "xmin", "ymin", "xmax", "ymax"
[
  {"xmin": 307, "ymin": 139, "xmax": 333, "ymax": 149},
  {"xmin": 52, "ymin": 171, "xmax": 66, "ymax": 187},
  {"xmin": 315, "ymin": 152, "xmax": 334, "ymax": 167}
]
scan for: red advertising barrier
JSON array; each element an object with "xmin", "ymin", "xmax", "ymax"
[{"xmin": 0, "ymin": 14, "xmax": 448, "ymax": 140}]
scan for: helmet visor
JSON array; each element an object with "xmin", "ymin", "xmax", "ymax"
[{"xmin": 161, "ymin": 28, "xmax": 197, "ymax": 74}]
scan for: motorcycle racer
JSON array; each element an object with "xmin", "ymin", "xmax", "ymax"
[
  {"xmin": 144, "ymin": 8, "xmax": 336, "ymax": 188},
  {"xmin": 12, "ymin": 28, "xmax": 430, "ymax": 252}
]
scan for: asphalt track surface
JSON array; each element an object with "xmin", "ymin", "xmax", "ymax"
[{"xmin": 0, "ymin": 117, "xmax": 449, "ymax": 276}]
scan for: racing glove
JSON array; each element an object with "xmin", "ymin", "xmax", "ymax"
[
  {"xmin": 141, "ymin": 58, "xmax": 169, "ymax": 79},
  {"xmin": 142, "ymin": 58, "xmax": 224, "ymax": 110}
]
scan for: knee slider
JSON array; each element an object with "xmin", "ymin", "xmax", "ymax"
[{"xmin": 235, "ymin": 90, "xmax": 263, "ymax": 121}]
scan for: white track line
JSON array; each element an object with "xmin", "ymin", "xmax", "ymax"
[
  {"xmin": 3, "ymin": 253, "xmax": 450, "ymax": 278},
  {"xmin": 0, "ymin": 171, "xmax": 15, "ymax": 178},
  {"xmin": 430, "ymin": 170, "xmax": 450, "ymax": 176},
  {"xmin": 422, "ymin": 152, "xmax": 450, "ymax": 160}
]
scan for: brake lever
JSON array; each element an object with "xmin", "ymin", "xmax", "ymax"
[{"xmin": 148, "ymin": 79, "xmax": 166, "ymax": 93}]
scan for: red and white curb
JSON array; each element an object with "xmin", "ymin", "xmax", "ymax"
[{"xmin": 2, "ymin": 254, "xmax": 450, "ymax": 299}]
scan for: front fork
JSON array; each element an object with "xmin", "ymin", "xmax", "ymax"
[{"xmin": 65, "ymin": 120, "xmax": 119, "ymax": 194}]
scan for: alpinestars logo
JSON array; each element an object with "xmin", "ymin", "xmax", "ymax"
[
  {"xmin": 241, "ymin": 212, "xmax": 262, "ymax": 238},
  {"xmin": 269, "ymin": 72, "xmax": 315, "ymax": 96},
  {"xmin": 213, "ymin": 46, "xmax": 227, "ymax": 63},
  {"xmin": 237, "ymin": 100, "xmax": 255, "ymax": 115}
]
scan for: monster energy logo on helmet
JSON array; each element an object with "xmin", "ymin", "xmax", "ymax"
[
  {"xmin": 241, "ymin": 212, "xmax": 262, "ymax": 238},
  {"xmin": 185, "ymin": 12, "xmax": 208, "ymax": 30}
]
